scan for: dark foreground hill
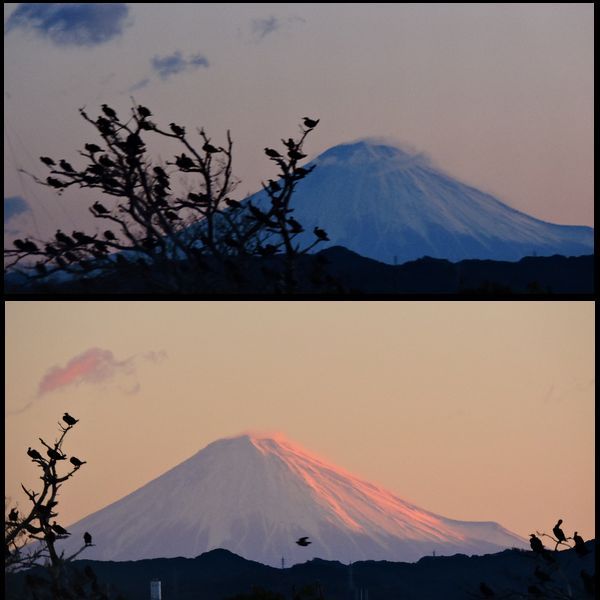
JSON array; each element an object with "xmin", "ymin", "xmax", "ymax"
[
  {"xmin": 5, "ymin": 541, "xmax": 595, "ymax": 599},
  {"xmin": 3, "ymin": 248, "xmax": 594, "ymax": 295}
]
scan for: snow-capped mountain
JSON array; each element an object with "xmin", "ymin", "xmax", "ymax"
[
  {"xmin": 251, "ymin": 140, "xmax": 593, "ymax": 264},
  {"xmin": 57, "ymin": 434, "xmax": 525, "ymax": 566}
]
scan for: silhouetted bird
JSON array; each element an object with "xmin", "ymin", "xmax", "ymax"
[
  {"xmin": 581, "ymin": 570, "xmax": 595, "ymax": 595},
  {"xmin": 176, "ymin": 154, "xmax": 194, "ymax": 170},
  {"xmin": 19, "ymin": 239, "xmax": 39, "ymax": 253},
  {"xmin": 170, "ymin": 122, "xmax": 185, "ymax": 136},
  {"xmin": 288, "ymin": 149, "xmax": 307, "ymax": 160},
  {"xmin": 294, "ymin": 167, "xmax": 310, "ymax": 178},
  {"xmin": 165, "ymin": 210, "xmax": 181, "ymax": 221},
  {"xmin": 59, "ymin": 159, "xmax": 75, "ymax": 172},
  {"xmin": 553, "ymin": 519, "xmax": 567, "ymax": 546},
  {"xmin": 85, "ymin": 143, "xmax": 103, "ymax": 154},
  {"xmin": 13, "ymin": 239, "xmax": 27, "ymax": 251},
  {"xmin": 70, "ymin": 456, "xmax": 86, "ymax": 467},
  {"xmin": 530, "ymin": 534, "xmax": 544, "ymax": 553},
  {"xmin": 84, "ymin": 531, "xmax": 92, "ymax": 546},
  {"xmin": 153, "ymin": 166, "xmax": 167, "ymax": 178},
  {"xmin": 40, "ymin": 156, "xmax": 55, "ymax": 166},
  {"xmin": 303, "ymin": 117, "xmax": 320, "ymax": 129},
  {"xmin": 225, "ymin": 198, "xmax": 241, "ymax": 209},
  {"xmin": 282, "ymin": 138, "xmax": 296, "ymax": 149},
  {"xmin": 98, "ymin": 155, "xmax": 115, "ymax": 168},
  {"xmin": 137, "ymin": 105, "xmax": 152, "ymax": 118},
  {"xmin": 203, "ymin": 142, "xmax": 220, "ymax": 153},
  {"xmin": 72, "ymin": 231, "xmax": 95, "ymax": 245},
  {"xmin": 27, "ymin": 447, "xmax": 43, "ymax": 461},
  {"xmin": 9, "ymin": 508, "xmax": 18, "ymax": 522},
  {"xmin": 534, "ymin": 566, "xmax": 552, "ymax": 583},
  {"xmin": 313, "ymin": 226, "xmax": 329, "ymax": 241},
  {"xmin": 47, "ymin": 448, "xmax": 66, "ymax": 461},
  {"xmin": 103, "ymin": 230, "xmax": 116, "ymax": 241},
  {"xmin": 47, "ymin": 177, "xmax": 65, "ymax": 188},
  {"xmin": 479, "ymin": 582, "xmax": 495, "ymax": 598},
  {"xmin": 55, "ymin": 230, "xmax": 74, "ymax": 246},
  {"xmin": 101, "ymin": 104, "xmax": 117, "ymax": 119},
  {"xmin": 288, "ymin": 217, "xmax": 303, "ymax": 233},
  {"xmin": 51, "ymin": 522, "xmax": 70, "ymax": 536},
  {"xmin": 265, "ymin": 147, "xmax": 282, "ymax": 158},
  {"xmin": 573, "ymin": 532, "xmax": 589, "ymax": 557},
  {"xmin": 63, "ymin": 412, "xmax": 79, "ymax": 426},
  {"xmin": 93, "ymin": 201, "xmax": 109, "ymax": 214},
  {"xmin": 296, "ymin": 537, "xmax": 311, "ymax": 547},
  {"xmin": 268, "ymin": 179, "xmax": 281, "ymax": 192}
]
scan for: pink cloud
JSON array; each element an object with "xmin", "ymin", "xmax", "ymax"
[{"xmin": 36, "ymin": 347, "xmax": 162, "ymax": 397}]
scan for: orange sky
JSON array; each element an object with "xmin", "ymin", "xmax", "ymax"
[{"xmin": 5, "ymin": 301, "xmax": 595, "ymax": 543}]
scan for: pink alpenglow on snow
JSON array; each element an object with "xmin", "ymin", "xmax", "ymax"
[{"xmin": 56, "ymin": 434, "xmax": 526, "ymax": 566}]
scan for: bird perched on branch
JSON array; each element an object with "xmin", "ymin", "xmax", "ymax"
[
  {"xmin": 203, "ymin": 142, "xmax": 220, "ymax": 153},
  {"xmin": 313, "ymin": 226, "xmax": 329, "ymax": 241},
  {"xmin": 137, "ymin": 105, "xmax": 152, "ymax": 118},
  {"xmin": 85, "ymin": 143, "xmax": 103, "ymax": 154},
  {"xmin": 101, "ymin": 104, "xmax": 117, "ymax": 119},
  {"xmin": 92, "ymin": 201, "xmax": 109, "ymax": 214},
  {"xmin": 529, "ymin": 534, "xmax": 544, "ymax": 553},
  {"xmin": 225, "ymin": 198, "xmax": 241, "ymax": 209},
  {"xmin": 40, "ymin": 156, "xmax": 55, "ymax": 166},
  {"xmin": 573, "ymin": 532, "xmax": 589, "ymax": 557},
  {"xmin": 60, "ymin": 159, "xmax": 75, "ymax": 172},
  {"xmin": 288, "ymin": 149, "xmax": 307, "ymax": 161},
  {"xmin": 27, "ymin": 447, "xmax": 43, "ymax": 461},
  {"xmin": 552, "ymin": 519, "xmax": 567, "ymax": 545},
  {"xmin": 70, "ymin": 456, "xmax": 86, "ymax": 468},
  {"xmin": 265, "ymin": 148, "xmax": 282, "ymax": 158},
  {"xmin": 170, "ymin": 122, "xmax": 185, "ymax": 137},
  {"xmin": 63, "ymin": 412, "xmax": 79, "ymax": 426},
  {"xmin": 51, "ymin": 522, "xmax": 70, "ymax": 536},
  {"xmin": 176, "ymin": 154, "xmax": 195, "ymax": 170},
  {"xmin": 84, "ymin": 532, "xmax": 93, "ymax": 546},
  {"xmin": 296, "ymin": 537, "xmax": 311, "ymax": 547},
  {"xmin": 47, "ymin": 177, "xmax": 65, "ymax": 188},
  {"xmin": 47, "ymin": 448, "xmax": 66, "ymax": 461},
  {"xmin": 268, "ymin": 179, "xmax": 281, "ymax": 192},
  {"xmin": 104, "ymin": 230, "xmax": 116, "ymax": 241},
  {"xmin": 55, "ymin": 230, "xmax": 74, "ymax": 246},
  {"xmin": 9, "ymin": 508, "xmax": 19, "ymax": 522},
  {"xmin": 303, "ymin": 117, "xmax": 320, "ymax": 129}
]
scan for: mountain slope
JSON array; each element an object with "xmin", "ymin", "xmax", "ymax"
[
  {"xmin": 56, "ymin": 434, "xmax": 525, "ymax": 565},
  {"xmin": 251, "ymin": 140, "xmax": 593, "ymax": 264}
]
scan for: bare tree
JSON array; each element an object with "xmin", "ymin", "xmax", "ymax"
[{"xmin": 4, "ymin": 105, "xmax": 328, "ymax": 293}]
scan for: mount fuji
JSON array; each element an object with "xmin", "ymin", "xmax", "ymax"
[
  {"xmin": 56, "ymin": 434, "xmax": 525, "ymax": 566},
  {"xmin": 251, "ymin": 140, "xmax": 593, "ymax": 264}
]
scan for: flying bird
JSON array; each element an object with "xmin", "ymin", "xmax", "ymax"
[
  {"xmin": 51, "ymin": 522, "xmax": 70, "ymax": 536},
  {"xmin": 84, "ymin": 531, "xmax": 93, "ymax": 546},
  {"xmin": 313, "ymin": 226, "xmax": 329, "ymax": 241},
  {"xmin": 264, "ymin": 148, "xmax": 282, "ymax": 158},
  {"xmin": 573, "ymin": 532, "xmax": 589, "ymax": 557},
  {"xmin": 529, "ymin": 534, "xmax": 544, "ymax": 553},
  {"xmin": 40, "ymin": 156, "xmax": 55, "ymax": 166},
  {"xmin": 101, "ymin": 104, "xmax": 117, "ymax": 119},
  {"xmin": 70, "ymin": 456, "xmax": 86, "ymax": 468},
  {"xmin": 296, "ymin": 537, "xmax": 311, "ymax": 547},
  {"xmin": 27, "ymin": 447, "xmax": 43, "ymax": 461},
  {"xmin": 63, "ymin": 412, "xmax": 79, "ymax": 426},
  {"xmin": 9, "ymin": 509, "xmax": 19, "ymax": 522},
  {"xmin": 203, "ymin": 142, "xmax": 220, "ymax": 153},
  {"xmin": 92, "ymin": 201, "xmax": 109, "ymax": 214},
  {"xmin": 170, "ymin": 122, "xmax": 185, "ymax": 137},
  {"xmin": 47, "ymin": 448, "xmax": 66, "ymax": 461},
  {"xmin": 303, "ymin": 117, "xmax": 320, "ymax": 129}
]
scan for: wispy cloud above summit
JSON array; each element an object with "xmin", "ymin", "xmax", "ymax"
[{"xmin": 5, "ymin": 3, "xmax": 131, "ymax": 47}]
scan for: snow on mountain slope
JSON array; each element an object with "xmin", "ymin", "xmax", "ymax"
[
  {"xmin": 56, "ymin": 434, "xmax": 525, "ymax": 566},
  {"xmin": 251, "ymin": 140, "xmax": 593, "ymax": 264}
]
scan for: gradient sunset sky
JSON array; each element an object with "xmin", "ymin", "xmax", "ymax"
[
  {"xmin": 3, "ymin": 3, "xmax": 594, "ymax": 242},
  {"xmin": 5, "ymin": 301, "xmax": 595, "ymax": 543}
]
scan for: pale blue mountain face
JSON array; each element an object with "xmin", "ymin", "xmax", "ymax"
[{"xmin": 252, "ymin": 141, "xmax": 593, "ymax": 264}]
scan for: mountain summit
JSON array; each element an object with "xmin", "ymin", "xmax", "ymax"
[
  {"xmin": 252, "ymin": 140, "xmax": 593, "ymax": 264},
  {"xmin": 57, "ymin": 434, "xmax": 525, "ymax": 565}
]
